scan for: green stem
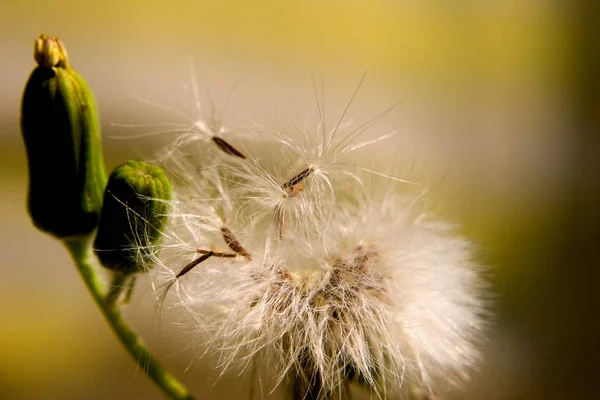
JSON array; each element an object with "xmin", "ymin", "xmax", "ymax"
[
  {"xmin": 105, "ymin": 272, "xmax": 128, "ymax": 306},
  {"xmin": 64, "ymin": 236, "xmax": 194, "ymax": 400}
]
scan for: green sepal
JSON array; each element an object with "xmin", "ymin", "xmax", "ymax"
[
  {"xmin": 94, "ymin": 160, "xmax": 172, "ymax": 275},
  {"xmin": 20, "ymin": 35, "xmax": 106, "ymax": 238}
]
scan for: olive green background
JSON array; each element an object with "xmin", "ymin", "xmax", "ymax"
[{"xmin": 1, "ymin": 1, "xmax": 598, "ymax": 399}]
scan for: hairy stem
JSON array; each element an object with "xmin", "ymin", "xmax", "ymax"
[{"xmin": 64, "ymin": 236, "xmax": 194, "ymax": 400}]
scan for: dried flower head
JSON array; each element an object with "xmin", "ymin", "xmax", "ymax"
[{"xmin": 141, "ymin": 78, "xmax": 487, "ymax": 399}]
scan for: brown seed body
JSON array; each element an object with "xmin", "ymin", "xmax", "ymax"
[{"xmin": 221, "ymin": 227, "xmax": 252, "ymax": 260}]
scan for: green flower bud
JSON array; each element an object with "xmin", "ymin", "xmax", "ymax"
[
  {"xmin": 94, "ymin": 160, "xmax": 172, "ymax": 275},
  {"xmin": 20, "ymin": 34, "xmax": 106, "ymax": 238}
]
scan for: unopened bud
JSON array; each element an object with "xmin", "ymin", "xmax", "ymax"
[
  {"xmin": 94, "ymin": 160, "xmax": 172, "ymax": 275},
  {"xmin": 21, "ymin": 34, "xmax": 106, "ymax": 238}
]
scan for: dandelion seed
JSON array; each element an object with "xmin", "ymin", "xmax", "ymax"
[
  {"xmin": 282, "ymin": 167, "xmax": 314, "ymax": 190},
  {"xmin": 221, "ymin": 227, "xmax": 252, "ymax": 260},
  {"xmin": 176, "ymin": 251, "xmax": 214, "ymax": 279},
  {"xmin": 196, "ymin": 249, "xmax": 237, "ymax": 258},
  {"xmin": 211, "ymin": 136, "xmax": 247, "ymax": 159}
]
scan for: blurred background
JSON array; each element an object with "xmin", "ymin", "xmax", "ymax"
[{"xmin": 1, "ymin": 1, "xmax": 598, "ymax": 399}]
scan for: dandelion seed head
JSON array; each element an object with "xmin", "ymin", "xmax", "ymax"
[
  {"xmin": 152, "ymin": 191, "xmax": 485, "ymax": 398},
  {"xmin": 139, "ymin": 76, "xmax": 487, "ymax": 399}
]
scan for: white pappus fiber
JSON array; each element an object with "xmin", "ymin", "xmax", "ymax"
[{"xmin": 143, "ymin": 79, "xmax": 487, "ymax": 400}]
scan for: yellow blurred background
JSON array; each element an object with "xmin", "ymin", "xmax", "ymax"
[{"xmin": 1, "ymin": 1, "xmax": 598, "ymax": 399}]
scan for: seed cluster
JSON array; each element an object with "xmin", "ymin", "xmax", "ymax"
[{"xmin": 140, "ymin": 82, "xmax": 486, "ymax": 399}]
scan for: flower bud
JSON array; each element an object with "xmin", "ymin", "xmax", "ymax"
[
  {"xmin": 20, "ymin": 34, "xmax": 106, "ymax": 238},
  {"xmin": 94, "ymin": 160, "xmax": 172, "ymax": 275}
]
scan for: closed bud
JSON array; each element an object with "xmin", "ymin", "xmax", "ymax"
[
  {"xmin": 94, "ymin": 160, "xmax": 172, "ymax": 275},
  {"xmin": 20, "ymin": 34, "xmax": 106, "ymax": 238}
]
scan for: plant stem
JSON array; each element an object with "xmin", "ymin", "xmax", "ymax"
[
  {"xmin": 105, "ymin": 272, "xmax": 128, "ymax": 306},
  {"xmin": 64, "ymin": 236, "xmax": 195, "ymax": 400}
]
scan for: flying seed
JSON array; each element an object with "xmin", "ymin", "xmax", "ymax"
[
  {"xmin": 282, "ymin": 167, "xmax": 314, "ymax": 189},
  {"xmin": 211, "ymin": 136, "xmax": 246, "ymax": 159},
  {"xmin": 176, "ymin": 251, "xmax": 214, "ymax": 278},
  {"xmin": 196, "ymin": 249, "xmax": 237, "ymax": 258},
  {"xmin": 221, "ymin": 227, "xmax": 252, "ymax": 260},
  {"xmin": 284, "ymin": 184, "xmax": 303, "ymax": 198}
]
